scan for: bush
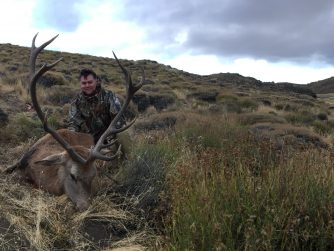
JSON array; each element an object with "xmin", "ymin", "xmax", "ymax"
[
  {"xmin": 114, "ymin": 142, "xmax": 177, "ymax": 219},
  {"xmin": 312, "ymin": 121, "xmax": 332, "ymax": 135},
  {"xmin": 274, "ymin": 103, "xmax": 284, "ymax": 110},
  {"xmin": 239, "ymin": 98, "xmax": 259, "ymax": 112},
  {"xmin": 240, "ymin": 113, "xmax": 286, "ymax": 125},
  {"xmin": 14, "ymin": 113, "xmax": 44, "ymax": 140},
  {"xmin": 284, "ymin": 111, "xmax": 316, "ymax": 125}
]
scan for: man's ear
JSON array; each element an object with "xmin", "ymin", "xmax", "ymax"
[{"xmin": 34, "ymin": 152, "xmax": 67, "ymax": 166}]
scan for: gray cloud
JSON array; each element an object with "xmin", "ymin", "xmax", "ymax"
[
  {"xmin": 121, "ymin": 0, "xmax": 334, "ymax": 63},
  {"xmin": 33, "ymin": 0, "xmax": 82, "ymax": 32}
]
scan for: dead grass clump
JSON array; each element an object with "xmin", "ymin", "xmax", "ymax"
[
  {"xmin": 311, "ymin": 120, "xmax": 333, "ymax": 136},
  {"xmin": 284, "ymin": 110, "xmax": 316, "ymax": 125},
  {"xmin": 250, "ymin": 123, "xmax": 328, "ymax": 150},
  {"xmin": 239, "ymin": 112, "xmax": 286, "ymax": 125}
]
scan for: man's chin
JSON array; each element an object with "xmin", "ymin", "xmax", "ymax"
[{"xmin": 83, "ymin": 90, "xmax": 94, "ymax": 95}]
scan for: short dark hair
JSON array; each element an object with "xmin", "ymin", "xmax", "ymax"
[{"xmin": 79, "ymin": 69, "xmax": 97, "ymax": 80}]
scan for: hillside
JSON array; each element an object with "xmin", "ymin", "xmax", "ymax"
[
  {"xmin": 0, "ymin": 42, "xmax": 334, "ymax": 250},
  {"xmin": 308, "ymin": 77, "xmax": 334, "ymax": 94}
]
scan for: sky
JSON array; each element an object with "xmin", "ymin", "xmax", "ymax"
[{"xmin": 1, "ymin": 0, "xmax": 334, "ymax": 84}]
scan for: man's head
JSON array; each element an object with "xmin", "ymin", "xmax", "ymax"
[{"xmin": 79, "ymin": 69, "xmax": 98, "ymax": 95}]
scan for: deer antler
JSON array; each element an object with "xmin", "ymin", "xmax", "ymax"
[
  {"xmin": 29, "ymin": 33, "xmax": 87, "ymax": 164},
  {"xmin": 30, "ymin": 34, "xmax": 144, "ymax": 163},
  {"xmin": 89, "ymin": 52, "xmax": 145, "ymax": 161}
]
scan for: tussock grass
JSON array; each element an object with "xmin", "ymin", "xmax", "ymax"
[
  {"xmin": 1, "ymin": 41, "xmax": 334, "ymax": 250},
  {"xmin": 163, "ymin": 114, "xmax": 334, "ymax": 250},
  {"xmin": 239, "ymin": 112, "xmax": 286, "ymax": 125}
]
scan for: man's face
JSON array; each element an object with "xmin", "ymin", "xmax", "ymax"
[{"xmin": 80, "ymin": 74, "xmax": 97, "ymax": 95}]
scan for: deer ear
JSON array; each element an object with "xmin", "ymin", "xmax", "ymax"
[{"xmin": 34, "ymin": 152, "xmax": 66, "ymax": 166}]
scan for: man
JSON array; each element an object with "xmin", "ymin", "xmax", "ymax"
[{"xmin": 68, "ymin": 69, "xmax": 124, "ymax": 143}]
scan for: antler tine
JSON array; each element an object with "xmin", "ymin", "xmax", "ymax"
[
  {"xmin": 29, "ymin": 34, "xmax": 86, "ymax": 165},
  {"xmin": 29, "ymin": 33, "xmax": 59, "ymax": 81},
  {"xmin": 91, "ymin": 144, "xmax": 122, "ymax": 162},
  {"xmin": 90, "ymin": 52, "xmax": 144, "ymax": 161},
  {"xmin": 112, "ymin": 51, "xmax": 144, "ymax": 93}
]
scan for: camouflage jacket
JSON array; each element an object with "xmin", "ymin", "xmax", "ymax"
[{"xmin": 68, "ymin": 87, "xmax": 123, "ymax": 142}]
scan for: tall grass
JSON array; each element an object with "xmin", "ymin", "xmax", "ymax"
[{"xmin": 163, "ymin": 113, "xmax": 334, "ymax": 250}]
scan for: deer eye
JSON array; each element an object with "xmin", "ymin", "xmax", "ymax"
[{"xmin": 70, "ymin": 173, "xmax": 77, "ymax": 182}]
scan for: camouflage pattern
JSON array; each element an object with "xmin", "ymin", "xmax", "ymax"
[{"xmin": 68, "ymin": 87, "xmax": 123, "ymax": 143}]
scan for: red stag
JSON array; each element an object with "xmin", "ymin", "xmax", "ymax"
[{"xmin": 3, "ymin": 34, "xmax": 144, "ymax": 211}]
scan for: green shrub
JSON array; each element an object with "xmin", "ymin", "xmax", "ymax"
[
  {"xmin": 274, "ymin": 103, "xmax": 284, "ymax": 110},
  {"xmin": 10, "ymin": 113, "xmax": 44, "ymax": 141},
  {"xmin": 240, "ymin": 113, "xmax": 286, "ymax": 125},
  {"xmin": 221, "ymin": 99, "xmax": 242, "ymax": 113},
  {"xmin": 178, "ymin": 122, "xmax": 223, "ymax": 149},
  {"xmin": 115, "ymin": 142, "xmax": 177, "ymax": 217},
  {"xmin": 283, "ymin": 104, "xmax": 298, "ymax": 112},
  {"xmin": 284, "ymin": 111, "xmax": 316, "ymax": 125},
  {"xmin": 312, "ymin": 121, "xmax": 332, "ymax": 135},
  {"xmin": 239, "ymin": 98, "xmax": 259, "ymax": 111}
]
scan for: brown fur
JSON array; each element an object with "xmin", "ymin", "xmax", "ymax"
[{"xmin": 9, "ymin": 129, "xmax": 96, "ymax": 211}]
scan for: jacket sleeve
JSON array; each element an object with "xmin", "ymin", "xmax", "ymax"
[{"xmin": 68, "ymin": 101, "xmax": 85, "ymax": 132}]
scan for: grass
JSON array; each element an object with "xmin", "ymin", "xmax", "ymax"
[
  {"xmin": 163, "ymin": 115, "xmax": 334, "ymax": 250},
  {"xmin": 1, "ymin": 41, "xmax": 334, "ymax": 250},
  {"xmin": 1, "ymin": 92, "xmax": 333, "ymax": 250},
  {"xmin": 0, "ymin": 169, "xmax": 157, "ymax": 250}
]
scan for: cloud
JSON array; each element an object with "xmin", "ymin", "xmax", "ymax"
[
  {"xmin": 119, "ymin": 0, "xmax": 334, "ymax": 64},
  {"xmin": 1, "ymin": 0, "xmax": 333, "ymax": 84},
  {"xmin": 33, "ymin": 0, "xmax": 84, "ymax": 31}
]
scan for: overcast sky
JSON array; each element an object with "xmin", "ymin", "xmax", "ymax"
[{"xmin": 1, "ymin": 0, "xmax": 334, "ymax": 84}]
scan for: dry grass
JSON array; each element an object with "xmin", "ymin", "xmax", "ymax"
[
  {"xmin": 0, "ymin": 171, "xmax": 156, "ymax": 250},
  {"xmin": 162, "ymin": 113, "xmax": 334, "ymax": 250},
  {"xmin": 1, "ymin": 41, "xmax": 334, "ymax": 250}
]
